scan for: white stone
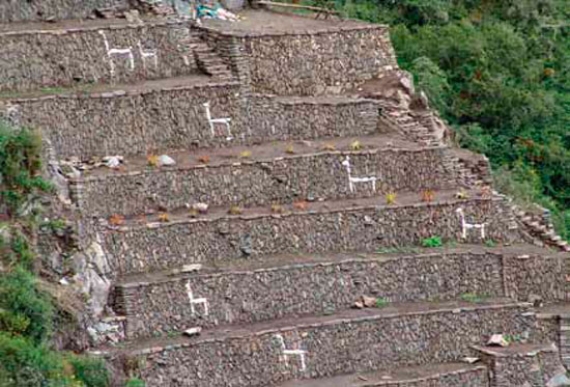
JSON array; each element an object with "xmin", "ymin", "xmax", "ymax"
[
  {"xmin": 487, "ymin": 334, "xmax": 508, "ymax": 347},
  {"xmin": 158, "ymin": 154, "xmax": 176, "ymax": 166},
  {"xmin": 104, "ymin": 156, "xmax": 122, "ymax": 168},
  {"xmin": 181, "ymin": 264, "xmax": 202, "ymax": 273},
  {"xmin": 183, "ymin": 327, "xmax": 202, "ymax": 337},
  {"xmin": 192, "ymin": 202, "xmax": 209, "ymax": 214}
]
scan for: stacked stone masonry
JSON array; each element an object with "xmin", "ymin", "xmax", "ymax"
[
  {"xmin": 0, "ymin": 0, "xmax": 127, "ymax": 23},
  {"xmin": 3, "ymin": 90, "xmax": 382, "ymax": 159},
  {"xmin": 122, "ymin": 302, "xmax": 535, "ymax": 387},
  {"xmin": 198, "ymin": 24, "xmax": 398, "ymax": 96},
  {"xmin": 115, "ymin": 247, "xmax": 567, "ymax": 339},
  {"xmin": 100, "ymin": 197, "xmax": 521, "ymax": 276},
  {"xmin": 1, "ymin": 6, "xmax": 568, "ymax": 387},
  {"xmin": 76, "ymin": 146, "xmax": 463, "ymax": 217},
  {"xmin": 474, "ymin": 344, "xmax": 566, "ymax": 387},
  {"xmin": 0, "ymin": 20, "xmax": 201, "ymax": 92}
]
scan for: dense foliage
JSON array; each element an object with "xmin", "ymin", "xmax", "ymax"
[
  {"xmin": 0, "ymin": 120, "xmax": 110, "ymax": 386},
  {"xmin": 335, "ymin": 0, "xmax": 570, "ymax": 237}
]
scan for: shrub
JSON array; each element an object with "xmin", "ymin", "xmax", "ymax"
[
  {"xmin": 421, "ymin": 236, "xmax": 443, "ymax": 248},
  {"xmin": 0, "ymin": 268, "xmax": 54, "ymax": 344},
  {"xmin": 0, "ymin": 121, "xmax": 52, "ymax": 216},
  {"xmin": 0, "ymin": 332, "xmax": 67, "ymax": 386},
  {"xmin": 69, "ymin": 355, "xmax": 110, "ymax": 387}
]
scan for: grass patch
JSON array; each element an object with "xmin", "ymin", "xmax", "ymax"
[{"xmin": 460, "ymin": 293, "xmax": 488, "ymax": 303}]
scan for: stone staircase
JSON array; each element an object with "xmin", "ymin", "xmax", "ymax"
[
  {"xmin": 192, "ymin": 40, "xmax": 233, "ymax": 80},
  {"xmin": 1, "ymin": 5, "xmax": 570, "ymax": 387}
]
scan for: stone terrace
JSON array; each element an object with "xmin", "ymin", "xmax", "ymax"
[{"xmin": 1, "ymin": 4, "xmax": 570, "ymax": 386}]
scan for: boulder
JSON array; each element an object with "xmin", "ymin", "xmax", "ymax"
[{"xmin": 547, "ymin": 374, "xmax": 570, "ymax": 387}]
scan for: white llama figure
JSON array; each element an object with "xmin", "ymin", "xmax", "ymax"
[
  {"xmin": 186, "ymin": 282, "xmax": 209, "ymax": 316},
  {"xmin": 456, "ymin": 208, "xmax": 486, "ymax": 239},
  {"xmin": 341, "ymin": 156, "xmax": 377, "ymax": 193},
  {"xmin": 137, "ymin": 41, "xmax": 158, "ymax": 70},
  {"xmin": 274, "ymin": 334, "xmax": 307, "ymax": 371},
  {"xmin": 99, "ymin": 30, "xmax": 135, "ymax": 77},
  {"xmin": 203, "ymin": 102, "xmax": 232, "ymax": 140}
]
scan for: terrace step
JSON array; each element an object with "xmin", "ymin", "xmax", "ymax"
[
  {"xmin": 472, "ymin": 342, "xmax": 567, "ymax": 387},
  {"xmin": 112, "ymin": 244, "xmax": 563, "ymax": 340},
  {"xmin": 0, "ymin": 18, "xmax": 203, "ymax": 92},
  {"xmin": 0, "ymin": 0, "xmax": 128, "ymax": 23},
  {"xmin": 192, "ymin": 40, "xmax": 232, "ymax": 80},
  {"xmin": 2, "ymin": 84, "xmax": 380, "ymax": 160},
  {"xmin": 98, "ymin": 299, "xmax": 536, "ymax": 387},
  {"xmin": 276, "ymin": 363, "xmax": 489, "ymax": 387},
  {"xmin": 72, "ymin": 134, "xmax": 464, "ymax": 217},
  {"xmin": 94, "ymin": 192, "xmax": 523, "ymax": 277}
]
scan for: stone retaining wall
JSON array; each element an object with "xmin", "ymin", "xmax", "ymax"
[
  {"xmin": 535, "ymin": 315, "xmax": 560, "ymax": 348},
  {"xmin": 0, "ymin": 21, "xmax": 199, "ymax": 92},
  {"xmin": 116, "ymin": 251, "xmax": 505, "ymax": 339},
  {"xmin": 3, "ymin": 82, "xmax": 243, "ymax": 159},
  {"xmin": 77, "ymin": 147, "xmax": 459, "ymax": 217},
  {"xmin": 248, "ymin": 95, "xmax": 382, "ymax": 139},
  {"xmin": 123, "ymin": 303, "xmax": 534, "ymax": 387},
  {"xmin": 0, "ymin": 0, "xmax": 127, "ymax": 23},
  {"xmin": 100, "ymin": 198, "xmax": 521, "ymax": 276},
  {"xmin": 199, "ymin": 25, "xmax": 397, "ymax": 96},
  {"xmin": 116, "ymin": 247, "xmax": 567, "ymax": 340},
  {"xmin": 3, "ymin": 90, "xmax": 379, "ymax": 160},
  {"xmin": 475, "ymin": 344, "xmax": 566, "ymax": 387},
  {"xmin": 503, "ymin": 252, "xmax": 567, "ymax": 301}
]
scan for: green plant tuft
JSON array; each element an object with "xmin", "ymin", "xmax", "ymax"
[
  {"xmin": 421, "ymin": 236, "xmax": 443, "ymax": 248},
  {"xmin": 126, "ymin": 378, "xmax": 146, "ymax": 387},
  {"xmin": 375, "ymin": 297, "xmax": 389, "ymax": 308}
]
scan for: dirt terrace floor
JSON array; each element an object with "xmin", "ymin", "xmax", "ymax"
[{"xmin": 202, "ymin": 9, "xmax": 377, "ymax": 34}]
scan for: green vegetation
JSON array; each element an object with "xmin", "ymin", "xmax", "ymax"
[
  {"xmin": 421, "ymin": 236, "xmax": 443, "ymax": 248},
  {"xmin": 324, "ymin": 0, "xmax": 570, "ymax": 238},
  {"xmin": 484, "ymin": 239, "xmax": 497, "ymax": 247},
  {"xmin": 0, "ymin": 123, "xmax": 52, "ymax": 216},
  {"xmin": 460, "ymin": 292, "xmax": 488, "ymax": 303},
  {"xmin": 125, "ymin": 378, "xmax": 146, "ymax": 387},
  {"xmin": 504, "ymin": 333, "xmax": 523, "ymax": 344},
  {"xmin": 375, "ymin": 297, "xmax": 389, "ymax": 308},
  {"xmin": 0, "ymin": 120, "xmax": 110, "ymax": 386}
]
